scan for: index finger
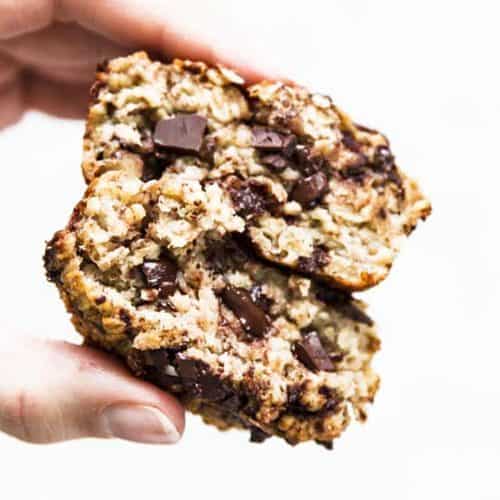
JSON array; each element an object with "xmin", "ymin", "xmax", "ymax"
[{"xmin": 0, "ymin": 0, "xmax": 268, "ymax": 83}]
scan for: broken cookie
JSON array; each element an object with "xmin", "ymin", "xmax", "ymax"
[{"xmin": 45, "ymin": 52, "xmax": 430, "ymax": 446}]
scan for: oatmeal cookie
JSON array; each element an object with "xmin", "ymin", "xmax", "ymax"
[
  {"xmin": 45, "ymin": 164, "xmax": 379, "ymax": 447},
  {"xmin": 82, "ymin": 52, "xmax": 430, "ymax": 291},
  {"xmin": 44, "ymin": 51, "xmax": 430, "ymax": 446}
]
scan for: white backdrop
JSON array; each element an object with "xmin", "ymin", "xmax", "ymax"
[{"xmin": 1, "ymin": 1, "xmax": 499, "ymax": 499}]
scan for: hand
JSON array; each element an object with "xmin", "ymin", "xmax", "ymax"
[
  {"xmin": 0, "ymin": 338, "xmax": 185, "ymax": 444},
  {"xmin": 0, "ymin": 0, "xmax": 267, "ymax": 129},
  {"xmin": 0, "ymin": 0, "xmax": 266, "ymax": 444}
]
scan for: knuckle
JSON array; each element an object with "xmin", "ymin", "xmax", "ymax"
[{"xmin": 0, "ymin": 387, "xmax": 44, "ymax": 443}]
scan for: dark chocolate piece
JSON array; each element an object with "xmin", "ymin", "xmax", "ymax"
[
  {"xmin": 316, "ymin": 440, "xmax": 334, "ymax": 450},
  {"xmin": 260, "ymin": 153, "xmax": 292, "ymax": 171},
  {"xmin": 153, "ymin": 114, "xmax": 207, "ymax": 154},
  {"xmin": 229, "ymin": 179, "xmax": 278, "ymax": 218},
  {"xmin": 291, "ymin": 171, "xmax": 329, "ymax": 208},
  {"xmin": 141, "ymin": 256, "xmax": 178, "ymax": 296},
  {"xmin": 252, "ymin": 128, "xmax": 297, "ymax": 156},
  {"xmin": 373, "ymin": 145, "xmax": 394, "ymax": 171},
  {"xmin": 297, "ymin": 246, "xmax": 330, "ymax": 274},
  {"xmin": 221, "ymin": 286, "xmax": 271, "ymax": 338},
  {"xmin": 249, "ymin": 426, "xmax": 270, "ymax": 443},
  {"xmin": 252, "ymin": 127, "xmax": 285, "ymax": 150},
  {"xmin": 175, "ymin": 355, "xmax": 230, "ymax": 402},
  {"xmin": 44, "ymin": 238, "xmax": 62, "ymax": 283},
  {"xmin": 341, "ymin": 130, "xmax": 362, "ymax": 153},
  {"xmin": 293, "ymin": 146, "xmax": 328, "ymax": 176},
  {"xmin": 294, "ymin": 331, "xmax": 334, "ymax": 372}
]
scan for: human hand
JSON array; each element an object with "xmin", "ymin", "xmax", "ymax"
[
  {"xmin": 0, "ymin": 1, "xmax": 268, "ymax": 444},
  {"xmin": 0, "ymin": 0, "xmax": 267, "ymax": 129},
  {"xmin": 0, "ymin": 338, "xmax": 185, "ymax": 444}
]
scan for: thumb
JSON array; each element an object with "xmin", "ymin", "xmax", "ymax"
[{"xmin": 0, "ymin": 338, "xmax": 185, "ymax": 445}]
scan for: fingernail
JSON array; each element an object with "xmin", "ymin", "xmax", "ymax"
[{"xmin": 102, "ymin": 404, "xmax": 180, "ymax": 444}]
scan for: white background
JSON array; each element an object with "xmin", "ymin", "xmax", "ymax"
[{"xmin": 1, "ymin": 0, "xmax": 499, "ymax": 499}]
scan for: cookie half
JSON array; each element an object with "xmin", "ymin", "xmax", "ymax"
[
  {"xmin": 45, "ymin": 166, "xmax": 380, "ymax": 446},
  {"xmin": 82, "ymin": 52, "xmax": 431, "ymax": 291}
]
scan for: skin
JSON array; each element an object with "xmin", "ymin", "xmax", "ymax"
[
  {"xmin": 0, "ymin": 0, "xmax": 268, "ymax": 444},
  {"xmin": 0, "ymin": 0, "xmax": 268, "ymax": 129}
]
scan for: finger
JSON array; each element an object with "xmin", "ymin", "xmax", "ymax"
[
  {"xmin": 0, "ymin": 23, "xmax": 127, "ymax": 69},
  {"xmin": 0, "ymin": 338, "xmax": 185, "ymax": 444},
  {"xmin": 0, "ymin": 0, "xmax": 54, "ymax": 39},
  {"xmin": 31, "ymin": 63, "xmax": 99, "ymax": 85},
  {"xmin": 0, "ymin": 0, "xmax": 268, "ymax": 82},
  {"xmin": 25, "ymin": 75, "xmax": 89, "ymax": 118},
  {"xmin": 0, "ymin": 79, "xmax": 24, "ymax": 129}
]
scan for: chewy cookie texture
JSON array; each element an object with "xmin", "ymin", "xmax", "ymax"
[{"xmin": 44, "ymin": 52, "xmax": 430, "ymax": 447}]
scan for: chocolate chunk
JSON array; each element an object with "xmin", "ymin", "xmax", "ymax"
[
  {"xmin": 252, "ymin": 127, "xmax": 285, "ymax": 150},
  {"xmin": 249, "ymin": 427, "xmax": 270, "ymax": 443},
  {"xmin": 175, "ymin": 355, "xmax": 230, "ymax": 401},
  {"xmin": 141, "ymin": 156, "xmax": 167, "ymax": 182},
  {"xmin": 316, "ymin": 440, "xmax": 334, "ymax": 450},
  {"xmin": 260, "ymin": 153, "xmax": 291, "ymax": 171},
  {"xmin": 44, "ymin": 239, "xmax": 61, "ymax": 283},
  {"xmin": 252, "ymin": 128, "xmax": 297, "ymax": 156},
  {"xmin": 175, "ymin": 356, "xmax": 200, "ymax": 380},
  {"xmin": 291, "ymin": 171, "xmax": 329, "ymax": 208},
  {"xmin": 343, "ymin": 160, "xmax": 368, "ymax": 183},
  {"xmin": 372, "ymin": 146, "xmax": 403, "ymax": 190},
  {"xmin": 199, "ymin": 374, "xmax": 229, "ymax": 401},
  {"xmin": 293, "ymin": 146, "xmax": 328, "ymax": 176},
  {"xmin": 294, "ymin": 331, "xmax": 334, "ymax": 372},
  {"xmin": 144, "ymin": 348, "xmax": 172, "ymax": 368},
  {"xmin": 229, "ymin": 179, "xmax": 279, "ymax": 218},
  {"xmin": 141, "ymin": 256, "xmax": 178, "ymax": 296},
  {"xmin": 297, "ymin": 246, "xmax": 330, "ymax": 274},
  {"xmin": 319, "ymin": 386, "xmax": 340, "ymax": 412},
  {"xmin": 153, "ymin": 114, "xmax": 207, "ymax": 154},
  {"xmin": 341, "ymin": 130, "xmax": 362, "ymax": 153},
  {"xmin": 373, "ymin": 145, "xmax": 394, "ymax": 171},
  {"xmin": 221, "ymin": 286, "xmax": 271, "ymax": 338},
  {"xmin": 152, "ymin": 373, "xmax": 183, "ymax": 391}
]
